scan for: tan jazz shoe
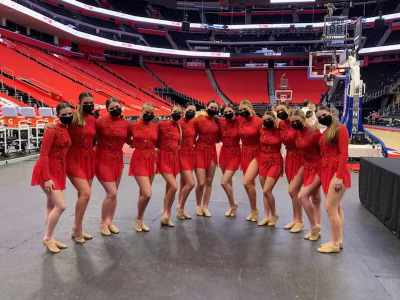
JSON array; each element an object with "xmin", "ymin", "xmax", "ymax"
[
  {"xmin": 54, "ymin": 241, "xmax": 68, "ymax": 249},
  {"xmin": 290, "ymin": 221, "xmax": 305, "ymax": 233},
  {"xmin": 304, "ymin": 232, "xmax": 312, "ymax": 240},
  {"xmin": 72, "ymin": 226, "xmax": 92, "ymax": 240},
  {"xmin": 177, "ymin": 208, "xmax": 186, "ymax": 220},
  {"xmin": 42, "ymin": 239, "xmax": 60, "ymax": 253},
  {"xmin": 230, "ymin": 202, "xmax": 238, "ymax": 217},
  {"xmin": 196, "ymin": 206, "xmax": 204, "ymax": 216},
  {"xmin": 225, "ymin": 208, "xmax": 233, "ymax": 217},
  {"xmin": 268, "ymin": 214, "xmax": 279, "ymax": 226},
  {"xmin": 167, "ymin": 220, "xmax": 175, "ymax": 227},
  {"xmin": 141, "ymin": 222, "xmax": 150, "ymax": 232},
  {"xmin": 100, "ymin": 224, "xmax": 111, "ymax": 236},
  {"xmin": 72, "ymin": 232, "xmax": 85, "ymax": 244},
  {"xmin": 203, "ymin": 208, "xmax": 212, "ymax": 217},
  {"xmin": 108, "ymin": 224, "xmax": 120, "ymax": 234},
  {"xmin": 308, "ymin": 225, "xmax": 321, "ymax": 241},
  {"xmin": 246, "ymin": 209, "xmax": 259, "ymax": 222},
  {"xmin": 284, "ymin": 221, "xmax": 296, "ymax": 230},
  {"xmin": 320, "ymin": 242, "xmax": 343, "ymax": 249},
  {"xmin": 317, "ymin": 244, "xmax": 340, "ymax": 253},
  {"xmin": 134, "ymin": 217, "xmax": 143, "ymax": 232},
  {"xmin": 258, "ymin": 217, "xmax": 270, "ymax": 226},
  {"xmin": 160, "ymin": 216, "xmax": 169, "ymax": 226},
  {"xmin": 183, "ymin": 212, "xmax": 192, "ymax": 219}
]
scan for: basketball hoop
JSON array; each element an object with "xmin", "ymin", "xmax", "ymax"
[{"xmin": 281, "ymin": 95, "xmax": 287, "ymax": 101}]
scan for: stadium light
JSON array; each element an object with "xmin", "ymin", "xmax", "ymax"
[{"xmin": 270, "ymin": 0, "xmax": 315, "ymax": 3}]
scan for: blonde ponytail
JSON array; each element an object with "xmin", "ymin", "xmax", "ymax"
[{"xmin": 72, "ymin": 105, "xmax": 85, "ymax": 127}]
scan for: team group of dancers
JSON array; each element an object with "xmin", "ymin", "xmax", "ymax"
[{"xmin": 31, "ymin": 92, "xmax": 351, "ymax": 255}]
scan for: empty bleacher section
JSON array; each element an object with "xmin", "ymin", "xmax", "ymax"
[
  {"xmin": 147, "ymin": 64, "xmax": 223, "ymax": 104},
  {"xmin": 251, "ymin": 11, "xmax": 293, "ymax": 24},
  {"xmin": 361, "ymin": 62, "xmax": 400, "ymax": 96},
  {"xmin": 108, "ymin": 0, "xmax": 149, "ymax": 17},
  {"xmin": 0, "ymin": 40, "xmax": 171, "ymax": 114},
  {"xmin": 212, "ymin": 70, "xmax": 269, "ymax": 104},
  {"xmin": 274, "ymin": 69, "xmax": 327, "ymax": 103},
  {"xmin": 100, "ymin": 63, "xmax": 163, "ymax": 92},
  {"xmin": 384, "ymin": 29, "xmax": 400, "ymax": 46},
  {"xmin": 168, "ymin": 31, "xmax": 210, "ymax": 50}
]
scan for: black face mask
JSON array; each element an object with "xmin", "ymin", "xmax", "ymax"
[
  {"xmin": 263, "ymin": 119, "xmax": 275, "ymax": 128},
  {"xmin": 240, "ymin": 110, "xmax": 250, "ymax": 118},
  {"xmin": 291, "ymin": 122, "xmax": 304, "ymax": 131},
  {"xmin": 109, "ymin": 107, "xmax": 122, "ymax": 117},
  {"xmin": 82, "ymin": 104, "xmax": 94, "ymax": 114},
  {"xmin": 277, "ymin": 111, "xmax": 289, "ymax": 121},
  {"xmin": 171, "ymin": 113, "xmax": 181, "ymax": 121},
  {"xmin": 185, "ymin": 111, "xmax": 195, "ymax": 120},
  {"xmin": 60, "ymin": 115, "xmax": 73, "ymax": 125},
  {"xmin": 207, "ymin": 109, "xmax": 218, "ymax": 117},
  {"xmin": 224, "ymin": 113, "xmax": 234, "ymax": 120},
  {"xmin": 143, "ymin": 113, "xmax": 154, "ymax": 122},
  {"xmin": 318, "ymin": 115, "xmax": 333, "ymax": 126}
]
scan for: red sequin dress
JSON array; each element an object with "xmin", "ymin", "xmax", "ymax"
[
  {"xmin": 128, "ymin": 119, "xmax": 158, "ymax": 177},
  {"xmin": 239, "ymin": 116, "xmax": 263, "ymax": 173},
  {"xmin": 319, "ymin": 124, "xmax": 351, "ymax": 194},
  {"xmin": 296, "ymin": 127, "xmax": 322, "ymax": 187},
  {"xmin": 157, "ymin": 120, "xmax": 180, "ymax": 175},
  {"xmin": 194, "ymin": 116, "xmax": 219, "ymax": 169},
  {"xmin": 31, "ymin": 123, "xmax": 71, "ymax": 190},
  {"xmin": 95, "ymin": 115, "xmax": 131, "ymax": 182},
  {"xmin": 179, "ymin": 117, "xmax": 195, "ymax": 171},
  {"xmin": 279, "ymin": 119, "xmax": 303, "ymax": 181},
  {"xmin": 66, "ymin": 115, "xmax": 96, "ymax": 180},
  {"xmin": 219, "ymin": 118, "xmax": 241, "ymax": 171},
  {"xmin": 258, "ymin": 126, "xmax": 283, "ymax": 178}
]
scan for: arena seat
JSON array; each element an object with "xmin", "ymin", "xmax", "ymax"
[
  {"xmin": 100, "ymin": 63, "xmax": 163, "ymax": 92},
  {"xmin": 20, "ymin": 107, "xmax": 36, "ymax": 117},
  {"xmin": 212, "ymin": 70, "xmax": 269, "ymax": 104},
  {"xmin": 1, "ymin": 106, "xmax": 18, "ymax": 117},
  {"xmin": 38, "ymin": 107, "xmax": 54, "ymax": 117},
  {"xmin": 275, "ymin": 69, "xmax": 327, "ymax": 103},
  {"xmin": 147, "ymin": 64, "xmax": 223, "ymax": 104}
]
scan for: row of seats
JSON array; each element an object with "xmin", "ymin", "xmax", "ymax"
[
  {"xmin": 212, "ymin": 70, "xmax": 269, "ymax": 104},
  {"xmin": 147, "ymin": 64, "xmax": 224, "ymax": 104},
  {"xmin": 1, "ymin": 105, "xmax": 54, "ymax": 118},
  {"xmin": 0, "ymin": 41, "xmax": 171, "ymax": 115},
  {"xmin": 274, "ymin": 69, "xmax": 327, "ymax": 103}
]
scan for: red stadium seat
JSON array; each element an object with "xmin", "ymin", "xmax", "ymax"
[
  {"xmin": 147, "ymin": 64, "xmax": 223, "ymax": 104},
  {"xmin": 212, "ymin": 70, "xmax": 269, "ymax": 104},
  {"xmin": 275, "ymin": 69, "xmax": 328, "ymax": 104}
]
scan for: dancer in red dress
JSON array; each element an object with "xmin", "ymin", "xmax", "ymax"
[
  {"xmin": 158, "ymin": 105, "xmax": 183, "ymax": 227},
  {"xmin": 239, "ymin": 100, "xmax": 263, "ymax": 222},
  {"xmin": 66, "ymin": 92, "xmax": 96, "ymax": 244},
  {"xmin": 194, "ymin": 100, "xmax": 220, "ymax": 217},
  {"xmin": 219, "ymin": 104, "xmax": 240, "ymax": 217},
  {"xmin": 129, "ymin": 102, "xmax": 158, "ymax": 232},
  {"xmin": 177, "ymin": 102, "xmax": 196, "ymax": 220},
  {"xmin": 31, "ymin": 102, "xmax": 72, "ymax": 253},
  {"xmin": 257, "ymin": 111, "xmax": 283, "ymax": 227},
  {"xmin": 95, "ymin": 98, "xmax": 131, "ymax": 236},
  {"xmin": 316, "ymin": 106, "xmax": 351, "ymax": 253},
  {"xmin": 291, "ymin": 109, "xmax": 323, "ymax": 242},
  {"xmin": 276, "ymin": 102, "xmax": 305, "ymax": 233}
]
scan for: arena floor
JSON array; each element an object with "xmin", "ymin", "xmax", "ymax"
[{"xmin": 1, "ymin": 158, "xmax": 400, "ymax": 300}]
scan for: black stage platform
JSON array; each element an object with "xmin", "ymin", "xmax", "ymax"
[
  {"xmin": 0, "ymin": 158, "xmax": 399, "ymax": 300},
  {"xmin": 360, "ymin": 157, "xmax": 400, "ymax": 236}
]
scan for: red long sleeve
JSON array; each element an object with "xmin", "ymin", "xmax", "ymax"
[
  {"xmin": 39, "ymin": 128, "xmax": 56, "ymax": 182},
  {"xmin": 336, "ymin": 125, "xmax": 349, "ymax": 180}
]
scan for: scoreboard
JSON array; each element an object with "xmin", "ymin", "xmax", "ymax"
[{"xmin": 323, "ymin": 16, "xmax": 348, "ymax": 46}]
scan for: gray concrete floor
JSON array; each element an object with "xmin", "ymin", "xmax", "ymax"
[{"xmin": 0, "ymin": 158, "xmax": 400, "ymax": 300}]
